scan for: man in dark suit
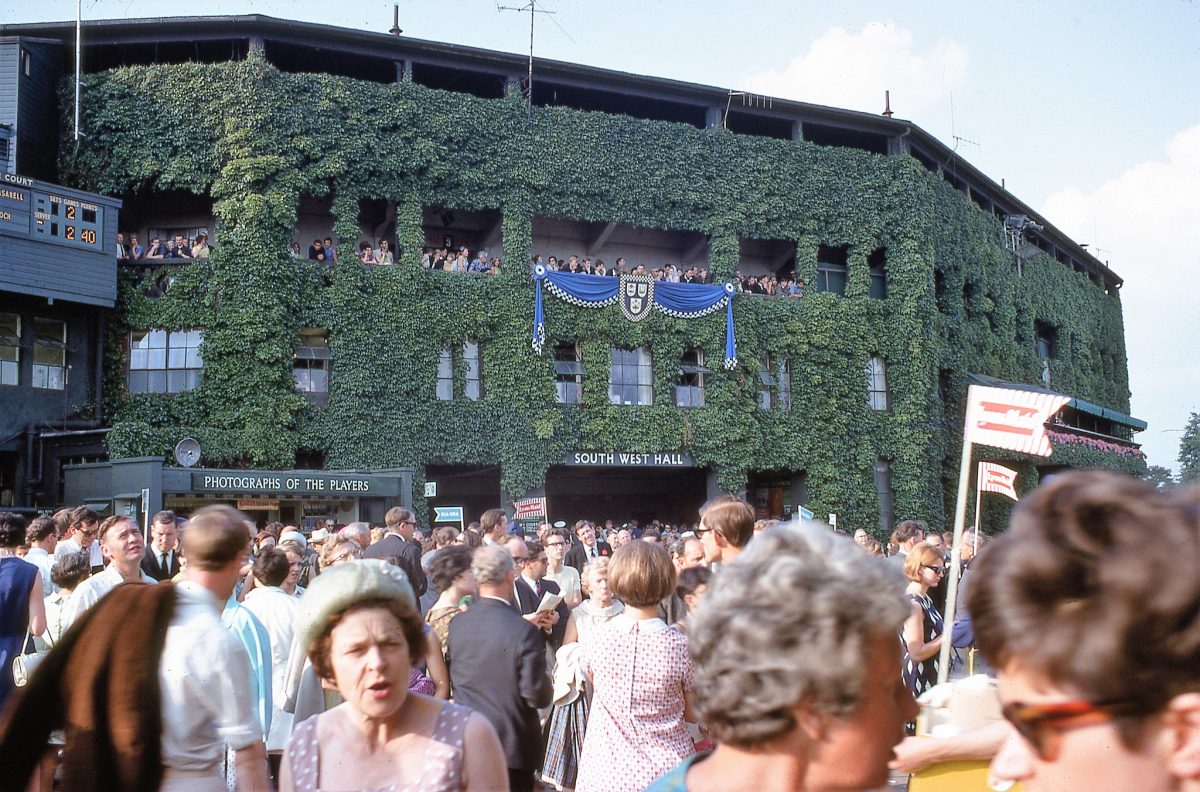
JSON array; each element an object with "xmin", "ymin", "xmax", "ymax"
[
  {"xmin": 506, "ymin": 537, "xmax": 571, "ymax": 651},
  {"xmin": 360, "ymin": 506, "xmax": 427, "ymax": 596},
  {"xmin": 140, "ymin": 510, "xmax": 181, "ymax": 581},
  {"xmin": 448, "ymin": 545, "xmax": 553, "ymax": 792},
  {"xmin": 564, "ymin": 520, "xmax": 612, "ymax": 574}
]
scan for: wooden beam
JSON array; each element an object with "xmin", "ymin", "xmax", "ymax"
[
  {"xmin": 586, "ymin": 221, "xmax": 618, "ymax": 257},
  {"xmin": 683, "ymin": 235, "xmax": 708, "ymax": 264}
]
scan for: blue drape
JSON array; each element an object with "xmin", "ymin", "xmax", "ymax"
[{"xmin": 532, "ymin": 267, "xmax": 738, "ymax": 368}]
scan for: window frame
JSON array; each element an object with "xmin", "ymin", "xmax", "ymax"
[
  {"xmin": 608, "ymin": 346, "xmax": 654, "ymax": 406},
  {"xmin": 866, "ymin": 354, "xmax": 891, "ymax": 412},
  {"xmin": 294, "ymin": 328, "xmax": 332, "ymax": 404},
  {"xmin": 0, "ymin": 313, "xmax": 19, "ymax": 387},
  {"xmin": 463, "ymin": 340, "xmax": 484, "ymax": 401},
  {"xmin": 127, "ymin": 328, "xmax": 203, "ymax": 394},
  {"xmin": 32, "ymin": 318, "xmax": 67, "ymax": 391},
  {"xmin": 674, "ymin": 347, "xmax": 708, "ymax": 408},
  {"xmin": 553, "ymin": 341, "xmax": 584, "ymax": 405},
  {"xmin": 758, "ymin": 354, "xmax": 791, "ymax": 411}
]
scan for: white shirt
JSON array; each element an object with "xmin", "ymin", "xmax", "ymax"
[
  {"xmin": 160, "ymin": 581, "xmax": 262, "ymax": 770},
  {"xmin": 544, "ymin": 565, "xmax": 581, "ymax": 606},
  {"xmin": 241, "ymin": 585, "xmax": 299, "ymax": 751},
  {"xmin": 54, "ymin": 537, "xmax": 104, "ymax": 569},
  {"xmin": 61, "ymin": 563, "xmax": 157, "ymax": 631},
  {"xmin": 24, "ymin": 546, "xmax": 53, "ymax": 594}
]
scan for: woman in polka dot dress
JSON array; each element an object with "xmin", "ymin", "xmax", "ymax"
[{"xmin": 575, "ymin": 542, "xmax": 696, "ymax": 792}]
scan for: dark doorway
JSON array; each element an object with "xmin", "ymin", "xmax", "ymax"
[
  {"xmin": 424, "ymin": 464, "xmax": 501, "ymax": 528},
  {"xmin": 544, "ymin": 466, "xmax": 708, "ymax": 527}
]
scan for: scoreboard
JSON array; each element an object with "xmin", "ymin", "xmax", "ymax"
[{"xmin": 0, "ymin": 173, "xmax": 107, "ymax": 252}]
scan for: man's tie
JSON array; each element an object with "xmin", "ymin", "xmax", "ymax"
[{"xmin": 159, "ymin": 552, "xmax": 167, "ymax": 571}]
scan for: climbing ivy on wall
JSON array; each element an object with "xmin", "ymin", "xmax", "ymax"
[{"xmin": 60, "ymin": 51, "xmax": 1141, "ymax": 534}]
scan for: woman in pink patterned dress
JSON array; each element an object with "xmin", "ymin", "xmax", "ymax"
[{"xmin": 575, "ymin": 541, "xmax": 695, "ymax": 792}]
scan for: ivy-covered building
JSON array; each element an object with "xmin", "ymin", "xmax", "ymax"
[{"xmin": 0, "ymin": 14, "xmax": 1146, "ymax": 532}]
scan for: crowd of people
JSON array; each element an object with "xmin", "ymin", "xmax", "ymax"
[
  {"xmin": 116, "ymin": 231, "xmax": 213, "ymax": 261},
  {"xmin": 1, "ymin": 470, "xmax": 1199, "ymax": 792},
  {"xmin": 268, "ymin": 237, "xmax": 812, "ymax": 297}
]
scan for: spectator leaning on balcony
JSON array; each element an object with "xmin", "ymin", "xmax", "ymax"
[
  {"xmin": 376, "ymin": 239, "xmax": 394, "ymax": 264},
  {"xmin": 357, "ymin": 241, "xmax": 376, "ymax": 264},
  {"xmin": 191, "ymin": 232, "xmax": 212, "ymax": 259},
  {"xmin": 166, "ymin": 233, "xmax": 192, "ymax": 259},
  {"xmin": 322, "ymin": 237, "xmax": 336, "ymax": 263},
  {"xmin": 128, "ymin": 233, "xmax": 144, "ymax": 259},
  {"xmin": 307, "ymin": 239, "xmax": 325, "ymax": 261}
]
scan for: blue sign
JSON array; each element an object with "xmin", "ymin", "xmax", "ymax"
[
  {"xmin": 795, "ymin": 506, "xmax": 815, "ymax": 522},
  {"xmin": 434, "ymin": 506, "xmax": 464, "ymax": 524}
]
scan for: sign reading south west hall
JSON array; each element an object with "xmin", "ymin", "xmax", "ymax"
[{"xmin": 565, "ymin": 451, "xmax": 694, "ymax": 467}]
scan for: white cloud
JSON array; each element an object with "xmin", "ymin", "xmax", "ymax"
[
  {"xmin": 741, "ymin": 21, "xmax": 968, "ymax": 116},
  {"xmin": 1041, "ymin": 123, "xmax": 1200, "ymax": 472}
]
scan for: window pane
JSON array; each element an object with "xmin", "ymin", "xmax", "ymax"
[
  {"xmin": 168, "ymin": 370, "xmax": 187, "ymax": 393},
  {"xmin": 637, "ymin": 385, "xmax": 653, "ymax": 405},
  {"xmin": 187, "ymin": 370, "xmax": 202, "ymax": 390},
  {"xmin": 31, "ymin": 365, "xmax": 46, "ymax": 389},
  {"xmin": 34, "ymin": 318, "xmax": 65, "ymax": 345},
  {"xmin": 0, "ymin": 360, "xmax": 17, "ymax": 386},
  {"xmin": 465, "ymin": 379, "xmax": 482, "ymax": 401},
  {"xmin": 130, "ymin": 348, "xmax": 148, "ymax": 370},
  {"xmin": 437, "ymin": 349, "xmax": 453, "ymax": 379},
  {"xmin": 436, "ymin": 380, "xmax": 453, "ymax": 400},
  {"xmin": 188, "ymin": 330, "xmax": 203, "ymax": 348},
  {"xmin": 311, "ymin": 366, "xmax": 328, "ymax": 392},
  {"xmin": 168, "ymin": 330, "xmax": 188, "ymax": 349},
  {"xmin": 827, "ymin": 270, "xmax": 848, "ymax": 295},
  {"xmin": 294, "ymin": 368, "xmax": 311, "ymax": 392},
  {"xmin": 149, "ymin": 348, "xmax": 166, "ymax": 369},
  {"xmin": 33, "ymin": 342, "xmax": 63, "ymax": 366},
  {"xmin": 168, "ymin": 347, "xmax": 187, "ymax": 369},
  {"xmin": 147, "ymin": 330, "xmax": 167, "ymax": 348},
  {"xmin": 148, "ymin": 371, "xmax": 167, "ymax": 393},
  {"xmin": 186, "ymin": 348, "xmax": 203, "ymax": 368},
  {"xmin": 128, "ymin": 370, "xmax": 147, "ymax": 393}
]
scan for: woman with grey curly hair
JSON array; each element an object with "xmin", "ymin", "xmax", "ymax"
[{"xmin": 648, "ymin": 522, "xmax": 918, "ymax": 791}]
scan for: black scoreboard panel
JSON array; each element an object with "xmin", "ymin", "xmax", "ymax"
[{"xmin": 31, "ymin": 190, "xmax": 105, "ymax": 251}]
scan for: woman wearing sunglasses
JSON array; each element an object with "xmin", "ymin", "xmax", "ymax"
[
  {"xmin": 901, "ymin": 543, "xmax": 947, "ymax": 699},
  {"xmin": 968, "ymin": 470, "xmax": 1200, "ymax": 792}
]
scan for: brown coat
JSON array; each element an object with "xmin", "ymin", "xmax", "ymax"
[{"xmin": 0, "ymin": 581, "xmax": 176, "ymax": 792}]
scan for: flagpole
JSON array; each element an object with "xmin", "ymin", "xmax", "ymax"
[
  {"xmin": 973, "ymin": 462, "xmax": 983, "ymax": 547},
  {"xmin": 937, "ymin": 427, "xmax": 974, "ymax": 684}
]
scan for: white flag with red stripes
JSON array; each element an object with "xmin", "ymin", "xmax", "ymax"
[
  {"xmin": 978, "ymin": 462, "xmax": 1020, "ymax": 501},
  {"xmin": 963, "ymin": 385, "xmax": 1069, "ymax": 456}
]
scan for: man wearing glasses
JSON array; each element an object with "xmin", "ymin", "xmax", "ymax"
[
  {"xmin": 967, "ymin": 471, "xmax": 1200, "ymax": 792},
  {"xmin": 54, "ymin": 505, "xmax": 104, "ymax": 575},
  {"xmin": 361, "ymin": 506, "xmax": 426, "ymax": 596}
]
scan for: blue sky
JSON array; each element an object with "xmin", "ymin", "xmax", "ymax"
[{"xmin": 6, "ymin": 0, "xmax": 1199, "ymax": 472}]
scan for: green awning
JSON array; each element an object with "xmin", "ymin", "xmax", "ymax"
[{"xmin": 965, "ymin": 373, "xmax": 1146, "ymax": 432}]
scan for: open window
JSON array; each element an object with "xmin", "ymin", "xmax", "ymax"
[
  {"xmin": 294, "ymin": 328, "xmax": 331, "ymax": 405},
  {"xmin": 554, "ymin": 342, "xmax": 584, "ymax": 405},
  {"xmin": 674, "ymin": 348, "xmax": 708, "ymax": 408},
  {"xmin": 814, "ymin": 244, "xmax": 849, "ymax": 296},
  {"xmin": 868, "ymin": 247, "xmax": 887, "ymax": 299},
  {"xmin": 758, "ymin": 355, "xmax": 791, "ymax": 411},
  {"xmin": 0, "ymin": 314, "xmax": 19, "ymax": 386}
]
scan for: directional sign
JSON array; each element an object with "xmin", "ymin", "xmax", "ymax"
[
  {"xmin": 793, "ymin": 505, "xmax": 814, "ymax": 522},
  {"xmin": 434, "ymin": 506, "xmax": 464, "ymax": 526}
]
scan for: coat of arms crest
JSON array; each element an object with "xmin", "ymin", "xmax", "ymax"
[{"xmin": 619, "ymin": 275, "xmax": 654, "ymax": 322}]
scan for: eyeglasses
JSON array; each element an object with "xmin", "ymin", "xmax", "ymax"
[
  {"xmin": 923, "ymin": 565, "xmax": 946, "ymax": 575},
  {"xmin": 78, "ymin": 528, "xmax": 98, "ymax": 537},
  {"xmin": 1001, "ymin": 698, "xmax": 1144, "ymax": 761},
  {"xmin": 511, "ymin": 555, "xmax": 529, "ymax": 564}
]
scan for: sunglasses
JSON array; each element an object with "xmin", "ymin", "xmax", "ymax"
[
  {"xmin": 923, "ymin": 564, "xmax": 946, "ymax": 575},
  {"xmin": 1001, "ymin": 698, "xmax": 1144, "ymax": 761}
]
